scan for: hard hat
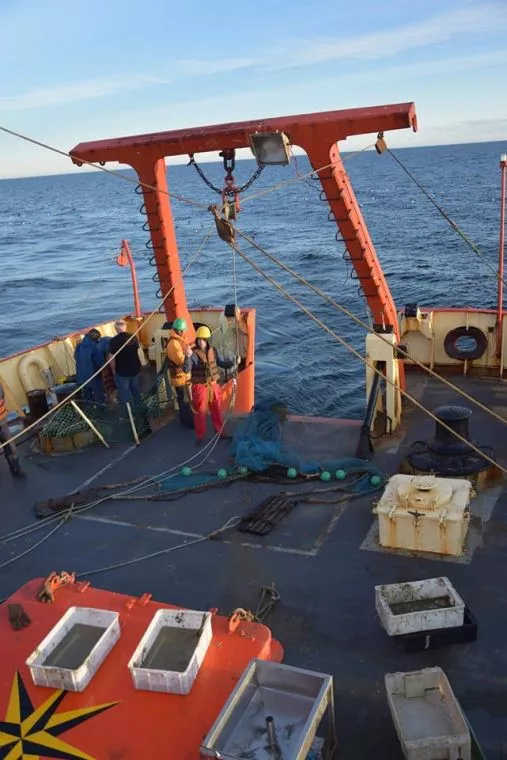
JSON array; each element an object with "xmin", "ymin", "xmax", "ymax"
[
  {"xmin": 196, "ymin": 326, "xmax": 211, "ymax": 340},
  {"xmin": 172, "ymin": 317, "xmax": 187, "ymax": 331}
]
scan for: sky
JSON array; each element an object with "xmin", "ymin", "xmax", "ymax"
[{"xmin": 0, "ymin": 0, "xmax": 506, "ymax": 178}]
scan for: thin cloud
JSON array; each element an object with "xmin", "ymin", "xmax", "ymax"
[
  {"xmin": 1, "ymin": 2, "xmax": 505, "ymax": 112},
  {"xmin": 113, "ymin": 49, "xmax": 507, "ymax": 129},
  {"xmin": 173, "ymin": 3, "xmax": 507, "ymax": 73},
  {"xmin": 177, "ymin": 57, "xmax": 259, "ymax": 76},
  {"xmin": 0, "ymin": 74, "xmax": 170, "ymax": 112},
  {"xmin": 278, "ymin": 3, "xmax": 507, "ymax": 67}
]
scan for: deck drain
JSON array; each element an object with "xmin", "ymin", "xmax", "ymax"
[{"xmin": 237, "ymin": 494, "xmax": 297, "ymax": 536}]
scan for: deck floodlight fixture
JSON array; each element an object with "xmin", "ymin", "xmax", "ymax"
[{"xmin": 249, "ymin": 131, "xmax": 291, "ymax": 166}]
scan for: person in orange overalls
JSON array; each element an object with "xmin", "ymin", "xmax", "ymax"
[{"xmin": 189, "ymin": 326, "xmax": 234, "ymax": 444}]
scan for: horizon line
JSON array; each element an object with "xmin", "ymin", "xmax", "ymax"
[{"xmin": 1, "ymin": 136, "xmax": 506, "ymax": 182}]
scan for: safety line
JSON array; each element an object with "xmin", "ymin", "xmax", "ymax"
[
  {"xmin": 239, "ymin": 143, "xmax": 375, "ymax": 206},
  {"xmin": 234, "ymin": 228, "xmax": 507, "ymax": 427},
  {"xmin": 386, "ymin": 147, "xmax": 507, "ymax": 290},
  {"xmin": 0, "ymin": 125, "xmax": 207, "ymax": 211},
  {"xmin": 0, "ymin": 227, "xmax": 213, "ymax": 452},
  {"xmin": 230, "ymin": 242, "xmax": 507, "ymax": 477}
]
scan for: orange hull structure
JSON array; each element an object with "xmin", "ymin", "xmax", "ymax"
[{"xmin": 0, "ymin": 579, "xmax": 282, "ymax": 759}]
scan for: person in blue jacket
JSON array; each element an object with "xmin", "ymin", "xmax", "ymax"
[{"xmin": 74, "ymin": 329, "xmax": 105, "ymax": 402}]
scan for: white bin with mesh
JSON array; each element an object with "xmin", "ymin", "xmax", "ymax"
[
  {"xmin": 26, "ymin": 606, "xmax": 120, "ymax": 692},
  {"xmin": 128, "ymin": 609, "xmax": 212, "ymax": 695},
  {"xmin": 385, "ymin": 667, "xmax": 470, "ymax": 760}
]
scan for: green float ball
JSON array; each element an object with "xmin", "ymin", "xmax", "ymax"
[
  {"xmin": 181, "ymin": 466, "xmax": 192, "ymax": 477},
  {"xmin": 335, "ymin": 469, "xmax": 346, "ymax": 480},
  {"xmin": 238, "ymin": 466, "xmax": 249, "ymax": 475},
  {"xmin": 370, "ymin": 474, "xmax": 383, "ymax": 486},
  {"xmin": 287, "ymin": 467, "xmax": 298, "ymax": 479},
  {"xmin": 217, "ymin": 468, "xmax": 228, "ymax": 480},
  {"xmin": 320, "ymin": 471, "xmax": 331, "ymax": 481}
]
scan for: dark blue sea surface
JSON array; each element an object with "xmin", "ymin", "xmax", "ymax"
[{"xmin": 0, "ymin": 141, "xmax": 505, "ymax": 417}]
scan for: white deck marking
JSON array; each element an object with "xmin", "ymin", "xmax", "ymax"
[
  {"xmin": 74, "ymin": 445, "xmax": 137, "ymax": 491},
  {"xmin": 76, "ymin": 513, "xmax": 318, "ymax": 557},
  {"xmin": 77, "ymin": 514, "xmax": 203, "ymax": 539}
]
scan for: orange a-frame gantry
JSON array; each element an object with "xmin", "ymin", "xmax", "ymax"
[{"xmin": 70, "ymin": 102, "xmax": 417, "ymax": 338}]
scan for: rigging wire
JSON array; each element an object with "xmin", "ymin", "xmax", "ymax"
[
  {"xmin": 0, "ymin": 518, "xmax": 66, "ymax": 571},
  {"xmin": 0, "ymin": 393, "xmax": 239, "ymax": 571},
  {"xmin": 0, "ymin": 226, "xmax": 213, "ymax": 453},
  {"xmin": 229, "ymin": 241, "xmax": 507, "ymax": 477},
  {"xmin": 386, "ymin": 147, "xmax": 507, "ymax": 290},
  {"xmin": 239, "ymin": 143, "xmax": 375, "ymax": 206},
  {"xmin": 1, "ymin": 124, "xmax": 503, "ymax": 456},
  {"xmin": 78, "ymin": 516, "xmax": 241, "ymax": 579},
  {"xmin": 0, "ymin": 377, "xmax": 242, "ymax": 566},
  {"xmin": 0, "ymin": 335, "xmax": 239, "ymax": 549},
  {"xmin": 234, "ymin": 228, "xmax": 507, "ymax": 427},
  {"xmin": 0, "ymin": 124, "xmax": 350, "ymax": 221},
  {"xmin": 0, "ymin": 430, "xmax": 223, "ymax": 545},
  {"xmin": 0, "ymin": 125, "xmax": 207, "ymax": 211}
]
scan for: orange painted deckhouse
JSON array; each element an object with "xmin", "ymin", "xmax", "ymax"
[{"xmin": 70, "ymin": 103, "xmax": 418, "ymax": 337}]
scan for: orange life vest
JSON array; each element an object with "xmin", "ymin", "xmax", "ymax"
[{"xmin": 166, "ymin": 332, "xmax": 191, "ymax": 387}]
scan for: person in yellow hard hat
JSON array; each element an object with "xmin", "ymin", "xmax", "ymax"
[
  {"xmin": 166, "ymin": 317, "xmax": 193, "ymax": 428},
  {"xmin": 189, "ymin": 325, "xmax": 234, "ymax": 443}
]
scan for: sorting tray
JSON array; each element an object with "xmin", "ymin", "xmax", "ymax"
[
  {"xmin": 385, "ymin": 667, "xmax": 470, "ymax": 760},
  {"xmin": 375, "ymin": 577, "xmax": 465, "ymax": 636},
  {"xmin": 26, "ymin": 606, "xmax": 120, "ymax": 692},
  {"xmin": 128, "ymin": 608, "xmax": 212, "ymax": 695},
  {"xmin": 200, "ymin": 659, "xmax": 335, "ymax": 760}
]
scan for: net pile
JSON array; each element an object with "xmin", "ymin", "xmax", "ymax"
[
  {"xmin": 38, "ymin": 374, "xmax": 174, "ymax": 448},
  {"xmin": 230, "ymin": 401, "xmax": 384, "ymax": 490}
]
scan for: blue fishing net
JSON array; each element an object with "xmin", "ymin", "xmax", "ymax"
[
  {"xmin": 159, "ymin": 402, "xmax": 385, "ymax": 494},
  {"xmin": 230, "ymin": 401, "xmax": 385, "ymax": 491}
]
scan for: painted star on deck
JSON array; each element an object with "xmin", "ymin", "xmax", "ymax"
[{"xmin": 0, "ymin": 671, "xmax": 118, "ymax": 760}]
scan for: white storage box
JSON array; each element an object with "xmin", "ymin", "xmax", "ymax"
[
  {"xmin": 385, "ymin": 667, "xmax": 470, "ymax": 760},
  {"xmin": 26, "ymin": 606, "xmax": 120, "ymax": 692},
  {"xmin": 375, "ymin": 474, "xmax": 472, "ymax": 555},
  {"xmin": 375, "ymin": 577, "xmax": 465, "ymax": 636},
  {"xmin": 128, "ymin": 609, "xmax": 212, "ymax": 695}
]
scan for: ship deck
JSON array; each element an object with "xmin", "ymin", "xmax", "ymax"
[{"xmin": 1, "ymin": 370, "xmax": 506, "ymax": 759}]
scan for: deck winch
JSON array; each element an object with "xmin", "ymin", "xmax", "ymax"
[{"xmin": 401, "ymin": 405, "xmax": 498, "ymax": 486}]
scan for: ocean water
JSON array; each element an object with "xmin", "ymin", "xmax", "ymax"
[{"xmin": 0, "ymin": 141, "xmax": 504, "ymax": 418}]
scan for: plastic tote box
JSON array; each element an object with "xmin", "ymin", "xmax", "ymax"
[
  {"xmin": 26, "ymin": 606, "xmax": 120, "ymax": 692},
  {"xmin": 385, "ymin": 667, "xmax": 470, "ymax": 760},
  {"xmin": 128, "ymin": 608, "xmax": 212, "ymax": 695},
  {"xmin": 375, "ymin": 577, "xmax": 465, "ymax": 636}
]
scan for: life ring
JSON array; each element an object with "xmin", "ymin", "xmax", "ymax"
[{"xmin": 443, "ymin": 326, "xmax": 488, "ymax": 361}]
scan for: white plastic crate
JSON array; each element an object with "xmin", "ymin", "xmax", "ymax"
[
  {"xmin": 385, "ymin": 667, "xmax": 470, "ymax": 760},
  {"xmin": 26, "ymin": 606, "xmax": 120, "ymax": 692},
  {"xmin": 128, "ymin": 609, "xmax": 212, "ymax": 695},
  {"xmin": 375, "ymin": 577, "xmax": 465, "ymax": 636},
  {"xmin": 375, "ymin": 475, "xmax": 472, "ymax": 556}
]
